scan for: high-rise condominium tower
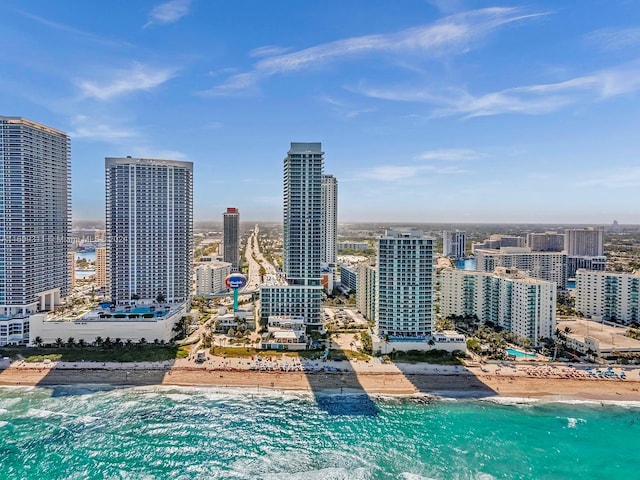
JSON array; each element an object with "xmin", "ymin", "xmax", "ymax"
[
  {"xmin": 0, "ymin": 117, "xmax": 71, "ymax": 318},
  {"xmin": 283, "ymin": 143, "xmax": 323, "ymax": 285},
  {"xmin": 564, "ymin": 227, "xmax": 604, "ymax": 256},
  {"xmin": 223, "ymin": 207, "xmax": 240, "ymax": 271},
  {"xmin": 260, "ymin": 143, "xmax": 323, "ymax": 326},
  {"xmin": 443, "ymin": 231, "xmax": 466, "ymax": 259},
  {"xmin": 105, "ymin": 157, "xmax": 193, "ymax": 305},
  {"xmin": 376, "ymin": 230, "xmax": 434, "ymax": 339},
  {"xmin": 322, "ymin": 174, "xmax": 337, "ymax": 265}
]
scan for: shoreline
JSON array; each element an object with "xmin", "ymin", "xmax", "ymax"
[{"xmin": 2, "ymin": 359, "xmax": 640, "ymax": 402}]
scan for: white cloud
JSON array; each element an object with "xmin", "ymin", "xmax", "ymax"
[
  {"xmin": 68, "ymin": 115, "xmax": 137, "ymax": 141},
  {"xmin": 249, "ymin": 45, "xmax": 291, "ymax": 58},
  {"xmin": 578, "ymin": 167, "xmax": 640, "ymax": 188},
  {"xmin": 145, "ymin": 0, "xmax": 191, "ymax": 27},
  {"xmin": 586, "ymin": 27, "xmax": 640, "ymax": 51},
  {"xmin": 416, "ymin": 148, "xmax": 483, "ymax": 161},
  {"xmin": 204, "ymin": 7, "xmax": 546, "ymax": 95},
  {"xmin": 359, "ymin": 164, "xmax": 469, "ymax": 181},
  {"xmin": 356, "ymin": 61, "xmax": 640, "ymax": 117},
  {"xmin": 77, "ymin": 63, "xmax": 176, "ymax": 101},
  {"xmin": 204, "ymin": 121, "xmax": 223, "ymax": 129}
]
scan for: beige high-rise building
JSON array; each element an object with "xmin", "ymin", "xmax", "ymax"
[{"xmin": 95, "ymin": 246, "xmax": 107, "ymax": 290}]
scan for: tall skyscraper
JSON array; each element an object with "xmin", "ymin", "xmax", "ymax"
[
  {"xmin": 260, "ymin": 142, "xmax": 323, "ymax": 327},
  {"xmin": 564, "ymin": 227, "xmax": 606, "ymax": 278},
  {"xmin": 105, "ymin": 157, "xmax": 193, "ymax": 305},
  {"xmin": 375, "ymin": 230, "xmax": 434, "ymax": 339},
  {"xmin": 94, "ymin": 246, "xmax": 107, "ymax": 290},
  {"xmin": 0, "ymin": 117, "xmax": 71, "ymax": 320},
  {"xmin": 283, "ymin": 143, "xmax": 323, "ymax": 284},
  {"xmin": 322, "ymin": 174, "xmax": 337, "ymax": 265},
  {"xmin": 223, "ymin": 207, "xmax": 240, "ymax": 271},
  {"xmin": 443, "ymin": 230, "xmax": 466, "ymax": 259}
]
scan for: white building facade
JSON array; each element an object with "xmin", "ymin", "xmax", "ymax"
[
  {"xmin": 356, "ymin": 261, "xmax": 377, "ymax": 322},
  {"xmin": 260, "ymin": 143, "xmax": 324, "ymax": 328},
  {"xmin": 375, "ymin": 230, "xmax": 434, "ymax": 340},
  {"xmin": 575, "ymin": 269, "xmax": 640, "ymax": 324},
  {"xmin": 321, "ymin": 174, "xmax": 337, "ymax": 265},
  {"xmin": 105, "ymin": 157, "xmax": 193, "ymax": 305},
  {"xmin": 443, "ymin": 231, "xmax": 466, "ymax": 259},
  {"xmin": 474, "ymin": 247, "xmax": 567, "ymax": 288},
  {"xmin": 0, "ymin": 117, "xmax": 71, "ymax": 320},
  {"xmin": 440, "ymin": 267, "xmax": 557, "ymax": 342},
  {"xmin": 195, "ymin": 261, "xmax": 232, "ymax": 295}
]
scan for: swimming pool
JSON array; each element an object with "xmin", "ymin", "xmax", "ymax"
[{"xmin": 506, "ymin": 348, "xmax": 536, "ymax": 358}]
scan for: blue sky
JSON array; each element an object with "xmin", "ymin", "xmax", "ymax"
[{"xmin": 2, "ymin": 0, "xmax": 640, "ymax": 223}]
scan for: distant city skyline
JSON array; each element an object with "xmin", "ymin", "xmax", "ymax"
[{"xmin": 2, "ymin": 1, "xmax": 640, "ymax": 223}]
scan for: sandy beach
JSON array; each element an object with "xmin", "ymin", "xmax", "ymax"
[{"xmin": 1, "ymin": 356, "xmax": 639, "ymax": 401}]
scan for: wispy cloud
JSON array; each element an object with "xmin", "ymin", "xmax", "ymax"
[
  {"xmin": 203, "ymin": 7, "xmax": 546, "ymax": 96},
  {"xmin": 145, "ymin": 0, "xmax": 191, "ymax": 27},
  {"xmin": 204, "ymin": 121, "xmax": 223, "ymax": 129},
  {"xmin": 359, "ymin": 164, "xmax": 469, "ymax": 181},
  {"xmin": 69, "ymin": 115, "xmax": 138, "ymax": 141},
  {"xmin": 586, "ymin": 27, "xmax": 640, "ymax": 51},
  {"xmin": 77, "ymin": 62, "xmax": 176, "ymax": 101},
  {"xmin": 130, "ymin": 147, "xmax": 188, "ymax": 160},
  {"xmin": 318, "ymin": 95, "xmax": 375, "ymax": 119},
  {"xmin": 578, "ymin": 167, "xmax": 640, "ymax": 188},
  {"xmin": 356, "ymin": 61, "xmax": 640, "ymax": 117},
  {"xmin": 416, "ymin": 148, "xmax": 483, "ymax": 161},
  {"xmin": 249, "ymin": 45, "xmax": 291, "ymax": 58},
  {"xmin": 15, "ymin": 9, "xmax": 131, "ymax": 48}
]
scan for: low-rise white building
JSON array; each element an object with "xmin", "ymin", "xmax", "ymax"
[
  {"xmin": 371, "ymin": 331, "xmax": 467, "ymax": 354},
  {"xmin": 260, "ymin": 315, "xmax": 307, "ymax": 350},
  {"xmin": 29, "ymin": 302, "xmax": 187, "ymax": 345},
  {"xmin": 440, "ymin": 267, "xmax": 557, "ymax": 343},
  {"xmin": 575, "ymin": 269, "xmax": 640, "ymax": 324},
  {"xmin": 212, "ymin": 307, "xmax": 255, "ymax": 333},
  {"xmin": 195, "ymin": 261, "xmax": 232, "ymax": 295},
  {"xmin": 558, "ymin": 318, "xmax": 640, "ymax": 358}
]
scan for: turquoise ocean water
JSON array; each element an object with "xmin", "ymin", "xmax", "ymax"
[{"xmin": 1, "ymin": 386, "xmax": 639, "ymax": 479}]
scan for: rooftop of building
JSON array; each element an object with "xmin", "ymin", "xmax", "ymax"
[
  {"xmin": 558, "ymin": 318, "xmax": 640, "ymax": 351},
  {"xmin": 0, "ymin": 116, "xmax": 68, "ymax": 136},
  {"xmin": 45, "ymin": 302, "xmax": 185, "ymax": 323}
]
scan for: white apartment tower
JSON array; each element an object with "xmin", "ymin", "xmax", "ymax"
[
  {"xmin": 322, "ymin": 174, "xmax": 338, "ymax": 265},
  {"xmin": 443, "ymin": 231, "xmax": 466, "ymax": 259},
  {"xmin": 474, "ymin": 247, "xmax": 567, "ymax": 288},
  {"xmin": 376, "ymin": 230, "xmax": 434, "ymax": 339},
  {"xmin": 260, "ymin": 143, "xmax": 324, "ymax": 327},
  {"xmin": 223, "ymin": 207, "xmax": 240, "ymax": 271},
  {"xmin": 565, "ymin": 227, "xmax": 604, "ymax": 256},
  {"xmin": 356, "ymin": 260, "xmax": 377, "ymax": 322},
  {"xmin": 105, "ymin": 157, "xmax": 193, "ymax": 305},
  {"xmin": 0, "ymin": 117, "xmax": 71, "ymax": 318},
  {"xmin": 575, "ymin": 269, "xmax": 639, "ymax": 324},
  {"xmin": 441, "ymin": 267, "xmax": 556, "ymax": 342}
]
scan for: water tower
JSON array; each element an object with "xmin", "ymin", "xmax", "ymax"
[{"xmin": 225, "ymin": 273, "xmax": 248, "ymax": 312}]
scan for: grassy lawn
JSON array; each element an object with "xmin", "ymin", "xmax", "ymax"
[
  {"xmin": 389, "ymin": 350, "xmax": 464, "ymax": 365},
  {"xmin": 209, "ymin": 346, "xmax": 321, "ymax": 359},
  {"xmin": 0, "ymin": 345, "xmax": 190, "ymax": 363}
]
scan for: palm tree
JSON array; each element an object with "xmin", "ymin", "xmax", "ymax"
[
  {"xmin": 77, "ymin": 339, "xmax": 86, "ymax": 348},
  {"xmin": 55, "ymin": 338, "xmax": 64, "ymax": 348},
  {"xmin": 34, "ymin": 336, "xmax": 43, "ymax": 347},
  {"xmin": 139, "ymin": 337, "xmax": 147, "ymax": 345},
  {"xmin": 94, "ymin": 336, "xmax": 103, "ymax": 347}
]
